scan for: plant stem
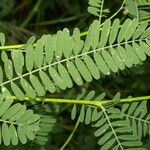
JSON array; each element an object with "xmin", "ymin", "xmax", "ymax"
[
  {"xmin": 29, "ymin": 14, "xmax": 85, "ymax": 27},
  {"xmin": 20, "ymin": 0, "xmax": 42, "ymax": 28},
  {"xmin": 12, "ymin": 95, "xmax": 150, "ymax": 107},
  {"xmin": 60, "ymin": 117, "xmax": 80, "ymax": 150}
]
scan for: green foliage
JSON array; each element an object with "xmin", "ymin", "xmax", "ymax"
[
  {"xmin": 0, "ymin": 0, "xmax": 150, "ymax": 149},
  {"xmin": 125, "ymin": 0, "xmax": 150, "ymax": 21},
  {"xmin": 0, "ymin": 94, "xmax": 40, "ymax": 146}
]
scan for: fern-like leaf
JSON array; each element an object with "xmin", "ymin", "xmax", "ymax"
[
  {"xmin": 0, "ymin": 19, "xmax": 150, "ymax": 102},
  {"xmin": 0, "ymin": 93, "xmax": 40, "ymax": 146},
  {"xmin": 121, "ymin": 101, "xmax": 150, "ymax": 140}
]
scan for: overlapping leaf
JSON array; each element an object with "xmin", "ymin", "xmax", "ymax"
[
  {"xmin": 0, "ymin": 93, "xmax": 40, "ymax": 146},
  {"xmin": 0, "ymin": 19, "xmax": 150, "ymax": 101}
]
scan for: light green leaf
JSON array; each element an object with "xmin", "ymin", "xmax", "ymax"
[
  {"xmin": 102, "ymin": 50, "xmax": 118, "ymax": 73},
  {"xmin": 49, "ymin": 67, "xmax": 66, "ymax": 90},
  {"xmin": 2, "ymin": 123, "xmax": 10, "ymax": 146},
  {"xmin": 17, "ymin": 126, "xmax": 27, "ymax": 144},
  {"xmin": 63, "ymin": 28, "xmax": 72, "ymax": 58},
  {"xmin": 45, "ymin": 35, "xmax": 54, "ymax": 64},
  {"xmin": 25, "ymin": 45, "xmax": 34, "ymax": 72},
  {"xmin": 84, "ymin": 55, "xmax": 100, "ymax": 79},
  {"xmin": 10, "ymin": 124, "xmax": 18, "ymax": 145},
  {"xmin": 67, "ymin": 61, "xmax": 83, "ymax": 86},
  {"xmin": 4, "ymin": 59, "xmax": 13, "ymax": 80},
  {"xmin": 85, "ymin": 107, "xmax": 92, "ymax": 125},
  {"xmin": 110, "ymin": 47, "xmax": 125, "ymax": 70},
  {"xmin": 0, "ymin": 66, "xmax": 3, "ymax": 84},
  {"xmin": 39, "ymin": 70, "xmax": 55, "ymax": 93},
  {"xmin": 72, "ymin": 28, "xmax": 84, "ymax": 55},
  {"xmin": 117, "ymin": 18, "xmax": 131, "ymax": 43},
  {"xmin": 0, "ymin": 98, "xmax": 13, "ymax": 117},
  {"xmin": 94, "ymin": 124, "xmax": 109, "ymax": 137},
  {"xmin": 132, "ymin": 43, "xmax": 146, "ymax": 61},
  {"xmin": 2, "ymin": 103, "xmax": 22, "ymax": 120},
  {"xmin": 9, "ymin": 105, "xmax": 26, "ymax": 121},
  {"xmin": 125, "ymin": 44, "xmax": 140, "ymax": 65},
  {"xmin": 80, "ymin": 105, "xmax": 85, "ymax": 122},
  {"xmin": 133, "ymin": 22, "xmax": 148, "ymax": 39},
  {"xmin": 117, "ymin": 46, "xmax": 133, "ymax": 68},
  {"xmin": 71, "ymin": 104, "xmax": 76, "ymax": 120},
  {"xmin": 0, "ymin": 33, "xmax": 5, "ymax": 46},
  {"xmin": 11, "ymin": 82, "xmax": 25, "ymax": 100},
  {"xmin": 94, "ymin": 52, "xmax": 110, "ymax": 75},
  {"xmin": 100, "ymin": 138, "xmax": 116, "ymax": 150},
  {"xmin": 11, "ymin": 51, "xmax": 24, "ymax": 75},
  {"xmin": 99, "ymin": 19, "xmax": 111, "ymax": 47},
  {"xmin": 30, "ymin": 74, "xmax": 45, "ymax": 96},
  {"xmin": 98, "ymin": 131, "xmax": 112, "ymax": 145},
  {"xmin": 109, "ymin": 19, "xmax": 120, "ymax": 45},
  {"xmin": 58, "ymin": 63, "xmax": 73, "ymax": 88}
]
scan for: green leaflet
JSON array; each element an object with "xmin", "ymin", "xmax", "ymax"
[
  {"xmin": 0, "ymin": 33, "xmax": 5, "ymax": 46},
  {"xmin": 39, "ymin": 70, "xmax": 55, "ymax": 93},
  {"xmin": 117, "ymin": 18, "xmax": 131, "ymax": 43},
  {"xmin": 125, "ymin": 19, "xmax": 139, "ymax": 41},
  {"xmin": 1, "ymin": 51, "xmax": 8, "ymax": 62},
  {"xmin": 87, "ymin": 0, "xmax": 109, "ymax": 18},
  {"xmin": 58, "ymin": 63, "xmax": 73, "ymax": 88},
  {"xmin": 140, "ymin": 41, "xmax": 150, "ymax": 56},
  {"xmin": 71, "ymin": 104, "xmax": 76, "ymax": 120},
  {"xmin": 0, "ymin": 66, "xmax": 3, "ymax": 84},
  {"xmin": 30, "ymin": 74, "xmax": 45, "ymax": 96},
  {"xmin": 25, "ymin": 45, "xmax": 34, "ymax": 72},
  {"xmin": 11, "ymin": 82, "xmax": 25, "ymax": 100},
  {"xmin": 80, "ymin": 105, "xmax": 85, "ymax": 122},
  {"xmin": 117, "ymin": 46, "xmax": 133, "ymax": 68},
  {"xmin": 20, "ymin": 78, "xmax": 36, "ymax": 99},
  {"xmin": 9, "ymin": 105, "xmax": 26, "ymax": 121},
  {"xmin": 16, "ymin": 110, "xmax": 33, "ymax": 124},
  {"xmin": 2, "ymin": 123, "xmax": 10, "ymax": 146},
  {"xmin": 132, "ymin": 22, "xmax": 148, "ymax": 39},
  {"xmin": 45, "ymin": 35, "xmax": 54, "ymax": 64},
  {"xmin": 56, "ymin": 31, "xmax": 63, "ymax": 60},
  {"xmin": 18, "ymin": 126, "xmax": 27, "ymax": 144},
  {"xmin": 10, "ymin": 124, "xmax": 18, "ymax": 145},
  {"xmin": 75, "ymin": 58, "xmax": 92, "ymax": 82},
  {"xmin": 49, "ymin": 67, "xmax": 66, "ymax": 90},
  {"xmin": 63, "ymin": 28, "xmax": 73, "ymax": 58},
  {"xmin": 25, "ymin": 126, "xmax": 35, "ymax": 140},
  {"xmin": 100, "ymin": 138, "xmax": 116, "ymax": 150},
  {"xmin": 4, "ymin": 59, "xmax": 13, "ymax": 80},
  {"xmin": 110, "ymin": 47, "xmax": 125, "ymax": 70},
  {"xmin": 2, "ymin": 103, "xmax": 22, "ymax": 120},
  {"xmin": 94, "ymin": 52, "xmax": 110, "ymax": 75},
  {"xmin": 84, "ymin": 55, "xmax": 100, "ymax": 79},
  {"xmin": 94, "ymin": 124, "xmax": 109, "ymax": 137},
  {"xmin": 72, "ymin": 28, "xmax": 84, "ymax": 55},
  {"xmin": 0, "ymin": 98, "xmax": 13, "ymax": 116},
  {"xmin": 85, "ymin": 107, "xmax": 92, "ymax": 125},
  {"xmin": 90, "ymin": 20, "xmax": 100, "ymax": 49},
  {"xmin": 125, "ymin": 44, "xmax": 140, "ymax": 65},
  {"xmin": 67, "ymin": 61, "xmax": 83, "ymax": 86},
  {"xmin": 11, "ymin": 51, "xmax": 24, "ymax": 75},
  {"xmin": 34, "ymin": 35, "xmax": 46, "ymax": 67},
  {"xmin": 98, "ymin": 132, "xmax": 113, "ymax": 145},
  {"xmin": 99, "ymin": 19, "xmax": 111, "ymax": 47},
  {"xmin": 132, "ymin": 43, "xmax": 146, "ymax": 61},
  {"xmin": 109, "ymin": 19, "xmax": 120, "ymax": 45},
  {"xmin": 102, "ymin": 49, "xmax": 118, "ymax": 73}
]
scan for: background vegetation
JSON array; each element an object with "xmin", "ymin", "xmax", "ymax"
[{"xmin": 0, "ymin": 0, "xmax": 150, "ymax": 149}]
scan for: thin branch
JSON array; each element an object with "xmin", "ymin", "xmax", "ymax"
[
  {"xmin": 12, "ymin": 95, "xmax": 150, "ymax": 107},
  {"xmin": 60, "ymin": 117, "xmax": 80, "ymax": 150}
]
